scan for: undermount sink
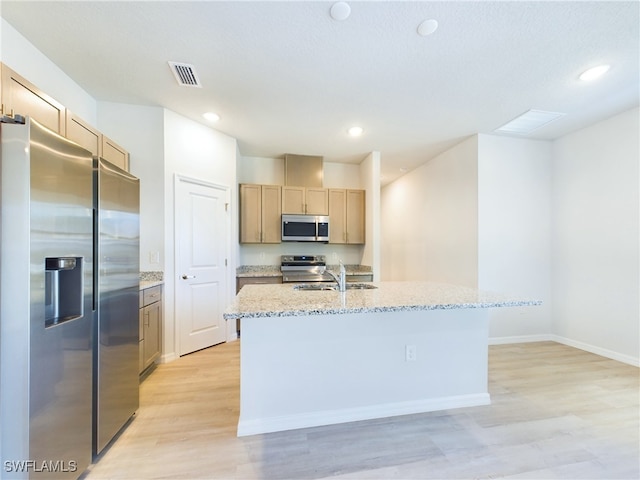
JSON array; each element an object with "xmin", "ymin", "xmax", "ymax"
[
  {"xmin": 345, "ymin": 283, "xmax": 378, "ymax": 290},
  {"xmin": 293, "ymin": 283, "xmax": 377, "ymax": 291}
]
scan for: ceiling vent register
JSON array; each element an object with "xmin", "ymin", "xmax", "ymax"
[{"xmin": 168, "ymin": 61, "xmax": 202, "ymax": 88}]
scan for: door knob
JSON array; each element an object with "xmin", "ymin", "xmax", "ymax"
[{"xmin": 181, "ymin": 274, "xmax": 196, "ymax": 280}]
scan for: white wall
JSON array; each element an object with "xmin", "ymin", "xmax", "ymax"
[
  {"xmin": 551, "ymin": 107, "xmax": 639, "ymax": 364},
  {"xmin": 97, "ymin": 102, "xmax": 165, "ymax": 272},
  {"xmin": 360, "ymin": 151, "xmax": 381, "ymax": 279},
  {"xmin": 238, "ymin": 156, "xmax": 284, "ymax": 185},
  {"xmin": 162, "ymin": 109, "xmax": 238, "ymax": 361},
  {"xmin": 381, "ymin": 136, "xmax": 479, "ymax": 286},
  {"xmin": 477, "ymin": 135, "xmax": 553, "ymax": 340},
  {"xmin": 0, "ymin": 19, "xmax": 97, "ymax": 123}
]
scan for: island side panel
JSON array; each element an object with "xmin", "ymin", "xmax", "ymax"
[{"xmin": 238, "ymin": 308, "xmax": 490, "ymax": 436}]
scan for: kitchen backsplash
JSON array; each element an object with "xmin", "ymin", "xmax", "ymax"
[{"xmin": 140, "ymin": 271, "xmax": 163, "ymax": 282}]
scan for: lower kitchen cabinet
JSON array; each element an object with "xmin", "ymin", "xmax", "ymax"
[
  {"xmin": 235, "ymin": 276, "xmax": 282, "ymax": 337},
  {"xmin": 139, "ymin": 285, "xmax": 162, "ymax": 375},
  {"xmin": 347, "ymin": 274, "xmax": 373, "ymax": 282},
  {"xmin": 236, "ymin": 275, "xmax": 282, "ymax": 294}
]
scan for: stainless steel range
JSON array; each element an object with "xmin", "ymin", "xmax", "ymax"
[{"xmin": 280, "ymin": 255, "xmax": 335, "ymax": 283}]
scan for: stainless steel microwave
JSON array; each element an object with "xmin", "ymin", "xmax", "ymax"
[{"xmin": 281, "ymin": 214, "xmax": 329, "ymax": 242}]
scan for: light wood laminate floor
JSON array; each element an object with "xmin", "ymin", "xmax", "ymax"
[{"xmin": 81, "ymin": 341, "xmax": 639, "ymax": 480}]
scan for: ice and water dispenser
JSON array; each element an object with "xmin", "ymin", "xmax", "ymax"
[{"xmin": 44, "ymin": 256, "xmax": 83, "ymax": 327}]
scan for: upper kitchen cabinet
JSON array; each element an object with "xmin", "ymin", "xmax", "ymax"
[
  {"xmin": 101, "ymin": 135, "xmax": 129, "ymax": 171},
  {"xmin": 282, "ymin": 186, "xmax": 328, "ymax": 215},
  {"xmin": 66, "ymin": 111, "xmax": 101, "ymax": 156},
  {"xmin": 240, "ymin": 183, "xmax": 282, "ymax": 243},
  {"xmin": 1, "ymin": 64, "xmax": 66, "ymax": 135},
  {"xmin": 67, "ymin": 112, "xmax": 131, "ymax": 171},
  {"xmin": 328, "ymin": 189, "xmax": 365, "ymax": 244}
]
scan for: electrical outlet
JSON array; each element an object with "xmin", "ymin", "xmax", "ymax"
[
  {"xmin": 405, "ymin": 345, "xmax": 417, "ymax": 362},
  {"xmin": 149, "ymin": 251, "xmax": 160, "ymax": 264}
]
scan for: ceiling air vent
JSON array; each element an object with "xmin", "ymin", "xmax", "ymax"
[
  {"xmin": 495, "ymin": 109, "xmax": 565, "ymax": 135},
  {"xmin": 168, "ymin": 61, "xmax": 202, "ymax": 88}
]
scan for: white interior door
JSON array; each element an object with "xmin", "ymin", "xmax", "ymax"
[{"xmin": 176, "ymin": 176, "xmax": 228, "ymax": 356}]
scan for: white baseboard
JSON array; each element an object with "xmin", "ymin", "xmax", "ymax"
[
  {"xmin": 159, "ymin": 352, "xmax": 178, "ymax": 364},
  {"xmin": 489, "ymin": 334, "xmax": 553, "ymax": 345},
  {"xmin": 237, "ymin": 393, "xmax": 491, "ymax": 437},
  {"xmin": 549, "ymin": 335, "xmax": 639, "ymax": 367},
  {"xmin": 489, "ymin": 334, "xmax": 639, "ymax": 367}
]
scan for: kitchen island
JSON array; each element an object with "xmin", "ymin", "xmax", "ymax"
[{"xmin": 223, "ymin": 281, "xmax": 540, "ymax": 437}]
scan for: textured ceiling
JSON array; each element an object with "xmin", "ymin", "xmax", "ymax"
[{"xmin": 1, "ymin": 1, "xmax": 639, "ymax": 184}]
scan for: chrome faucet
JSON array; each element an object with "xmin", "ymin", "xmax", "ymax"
[{"xmin": 328, "ymin": 261, "xmax": 346, "ymax": 292}]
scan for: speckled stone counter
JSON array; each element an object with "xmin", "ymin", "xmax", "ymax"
[
  {"xmin": 236, "ymin": 265, "xmax": 282, "ymax": 278},
  {"xmin": 223, "ymin": 281, "xmax": 539, "ymax": 319},
  {"xmin": 140, "ymin": 271, "xmax": 163, "ymax": 290},
  {"xmin": 232, "ymin": 281, "xmax": 541, "ymax": 437}
]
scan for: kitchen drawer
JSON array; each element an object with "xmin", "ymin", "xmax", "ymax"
[{"xmin": 142, "ymin": 285, "xmax": 162, "ymax": 306}]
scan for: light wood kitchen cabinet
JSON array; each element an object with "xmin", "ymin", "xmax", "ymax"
[
  {"xmin": 66, "ymin": 111, "xmax": 101, "ymax": 156},
  {"xmin": 139, "ymin": 285, "xmax": 162, "ymax": 374},
  {"xmin": 101, "ymin": 134, "xmax": 129, "ymax": 171},
  {"xmin": 240, "ymin": 183, "xmax": 282, "ymax": 243},
  {"xmin": 282, "ymin": 186, "xmax": 328, "ymax": 215},
  {"xmin": 1, "ymin": 64, "xmax": 66, "ymax": 135},
  {"xmin": 328, "ymin": 189, "xmax": 365, "ymax": 244}
]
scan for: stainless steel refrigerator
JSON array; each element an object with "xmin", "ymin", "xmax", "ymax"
[
  {"xmin": 1, "ymin": 117, "xmax": 94, "ymax": 479},
  {"xmin": 92, "ymin": 157, "xmax": 139, "ymax": 456},
  {"xmin": 0, "ymin": 117, "xmax": 140, "ymax": 478}
]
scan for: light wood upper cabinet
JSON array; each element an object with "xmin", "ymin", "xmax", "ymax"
[
  {"xmin": 240, "ymin": 184, "xmax": 282, "ymax": 243},
  {"xmin": 66, "ymin": 111, "xmax": 101, "ymax": 156},
  {"xmin": 1, "ymin": 64, "xmax": 66, "ymax": 135},
  {"xmin": 282, "ymin": 186, "xmax": 328, "ymax": 215},
  {"xmin": 282, "ymin": 186, "xmax": 305, "ymax": 214},
  {"xmin": 1, "ymin": 63, "xmax": 131, "ymax": 171},
  {"xmin": 261, "ymin": 184, "xmax": 282, "ymax": 243},
  {"xmin": 102, "ymin": 135, "xmax": 129, "ymax": 171},
  {"xmin": 328, "ymin": 189, "xmax": 365, "ymax": 244},
  {"xmin": 345, "ymin": 189, "xmax": 365, "ymax": 244},
  {"xmin": 329, "ymin": 189, "xmax": 347, "ymax": 244}
]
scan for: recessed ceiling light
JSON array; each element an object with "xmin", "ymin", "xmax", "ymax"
[
  {"xmin": 579, "ymin": 64, "xmax": 610, "ymax": 82},
  {"xmin": 417, "ymin": 19, "xmax": 438, "ymax": 36},
  {"xmin": 330, "ymin": 2, "xmax": 351, "ymax": 21},
  {"xmin": 495, "ymin": 109, "xmax": 565, "ymax": 135},
  {"xmin": 203, "ymin": 112, "xmax": 220, "ymax": 122},
  {"xmin": 348, "ymin": 126, "xmax": 363, "ymax": 137}
]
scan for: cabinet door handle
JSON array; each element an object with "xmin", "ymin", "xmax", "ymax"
[
  {"xmin": 144, "ymin": 310, "xmax": 150, "ymax": 327},
  {"xmin": 181, "ymin": 274, "xmax": 196, "ymax": 280}
]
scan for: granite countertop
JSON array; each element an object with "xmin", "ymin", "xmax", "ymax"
[
  {"xmin": 236, "ymin": 265, "xmax": 373, "ymax": 278},
  {"xmin": 223, "ymin": 281, "xmax": 541, "ymax": 319},
  {"xmin": 236, "ymin": 266, "xmax": 282, "ymax": 277},
  {"xmin": 140, "ymin": 271, "xmax": 163, "ymax": 290},
  {"xmin": 140, "ymin": 280, "xmax": 164, "ymax": 290}
]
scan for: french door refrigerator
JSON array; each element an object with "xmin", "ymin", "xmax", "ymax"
[{"xmin": 0, "ymin": 117, "xmax": 94, "ymax": 479}]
